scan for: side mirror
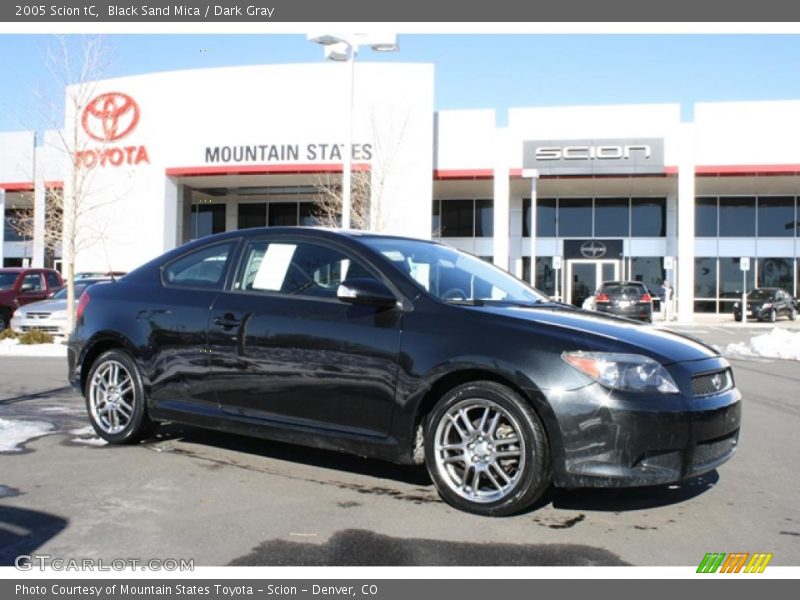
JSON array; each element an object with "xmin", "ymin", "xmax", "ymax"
[{"xmin": 337, "ymin": 278, "xmax": 397, "ymax": 309}]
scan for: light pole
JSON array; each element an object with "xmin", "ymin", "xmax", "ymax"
[{"xmin": 307, "ymin": 33, "xmax": 398, "ymax": 230}]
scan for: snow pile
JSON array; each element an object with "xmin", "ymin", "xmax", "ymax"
[
  {"xmin": 724, "ymin": 328, "xmax": 800, "ymax": 361},
  {"xmin": 0, "ymin": 418, "xmax": 55, "ymax": 452},
  {"xmin": 70, "ymin": 426, "xmax": 107, "ymax": 446},
  {"xmin": 0, "ymin": 338, "xmax": 68, "ymax": 357}
]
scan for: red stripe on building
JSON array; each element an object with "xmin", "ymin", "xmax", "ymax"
[
  {"xmin": 434, "ymin": 169, "xmax": 494, "ymax": 180},
  {"xmin": 696, "ymin": 164, "xmax": 800, "ymax": 176},
  {"xmin": 0, "ymin": 180, "xmax": 63, "ymax": 191},
  {"xmin": 166, "ymin": 163, "xmax": 371, "ymax": 177}
]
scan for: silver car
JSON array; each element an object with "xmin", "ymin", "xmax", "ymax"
[{"xmin": 11, "ymin": 279, "xmax": 109, "ymax": 336}]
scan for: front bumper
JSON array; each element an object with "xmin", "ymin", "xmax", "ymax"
[
  {"xmin": 10, "ymin": 315, "xmax": 67, "ymax": 335},
  {"xmin": 542, "ymin": 357, "xmax": 741, "ymax": 488}
]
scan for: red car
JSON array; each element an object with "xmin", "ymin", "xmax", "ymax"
[{"xmin": 0, "ymin": 267, "xmax": 64, "ymax": 330}]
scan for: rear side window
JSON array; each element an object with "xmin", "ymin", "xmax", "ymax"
[
  {"xmin": 163, "ymin": 242, "xmax": 235, "ymax": 289},
  {"xmin": 45, "ymin": 272, "xmax": 61, "ymax": 289}
]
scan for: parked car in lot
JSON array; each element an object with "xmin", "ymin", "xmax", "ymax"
[
  {"xmin": 0, "ymin": 267, "xmax": 64, "ymax": 330},
  {"xmin": 10, "ymin": 278, "xmax": 110, "ymax": 336},
  {"xmin": 733, "ymin": 288, "xmax": 797, "ymax": 322},
  {"xmin": 593, "ymin": 280, "xmax": 654, "ymax": 322},
  {"xmin": 68, "ymin": 228, "xmax": 741, "ymax": 516}
]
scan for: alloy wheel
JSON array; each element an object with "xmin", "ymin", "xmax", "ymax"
[
  {"xmin": 433, "ymin": 398, "xmax": 526, "ymax": 504},
  {"xmin": 88, "ymin": 359, "xmax": 135, "ymax": 435}
]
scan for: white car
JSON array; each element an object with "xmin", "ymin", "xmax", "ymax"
[{"xmin": 11, "ymin": 279, "xmax": 110, "ymax": 336}]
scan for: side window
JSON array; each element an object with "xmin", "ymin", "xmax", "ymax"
[
  {"xmin": 163, "ymin": 242, "xmax": 235, "ymax": 289},
  {"xmin": 45, "ymin": 272, "xmax": 61, "ymax": 289},
  {"xmin": 22, "ymin": 273, "xmax": 44, "ymax": 291},
  {"xmin": 236, "ymin": 240, "xmax": 378, "ymax": 298}
]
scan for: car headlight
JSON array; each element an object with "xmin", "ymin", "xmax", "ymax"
[
  {"xmin": 762, "ymin": 303, "xmax": 772, "ymax": 309},
  {"xmin": 50, "ymin": 310, "xmax": 67, "ymax": 319},
  {"xmin": 562, "ymin": 351, "xmax": 680, "ymax": 394}
]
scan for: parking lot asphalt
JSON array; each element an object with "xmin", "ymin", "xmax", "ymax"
[{"xmin": 1, "ymin": 324, "xmax": 799, "ymax": 567}]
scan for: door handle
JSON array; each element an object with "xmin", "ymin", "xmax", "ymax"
[{"xmin": 214, "ymin": 314, "xmax": 241, "ymax": 329}]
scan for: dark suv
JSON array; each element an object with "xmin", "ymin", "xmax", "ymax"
[
  {"xmin": 0, "ymin": 268, "xmax": 64, "ymax": 330},
  {"xmin": 594, "ymin": 280, "xmax": 654, "ymax": 322},
  {"xmin": 733, "ymin": 288, "xmax": 797, "ymax": 322}
]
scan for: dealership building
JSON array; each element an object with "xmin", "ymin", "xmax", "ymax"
[{"xmin": 1, "ymin": 62, "xmax": 799, "ymax": 321}]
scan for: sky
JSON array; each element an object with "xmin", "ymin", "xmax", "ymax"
[{"xmin": 1, "ymin": 33, "xmax": 800, "ymax": 132}]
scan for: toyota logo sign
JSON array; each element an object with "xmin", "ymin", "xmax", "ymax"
[
  {"xmin": 81, "ymin": 92, "xmax": 140, "ymax": 142},
  {"xmin": 580, "ymin": 241, "xmax": 607, "ymax": 258}
]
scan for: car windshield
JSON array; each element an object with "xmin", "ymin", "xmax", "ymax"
[
  {"xmin": 748, "ymin": 289, "xmax": 774, "ymax": 300},
  {"xmin": 0, "ymin": 272, "xmax": 18, "ymax": 290},
  {"xmin": 362, "ymin": 238, "xmax": 547, "ymax": 305},
  {"xmin": 53, "ymin": 282, "xmax": 90, "ymax": 300}
]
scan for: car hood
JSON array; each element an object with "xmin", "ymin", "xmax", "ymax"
[
  {"xmin": 14, "ymin": 298, "xmax": 69, "ymax": 314},
  {"xmin": 477, "ymin": 303, "xmax": 717, "ymax": 365}
]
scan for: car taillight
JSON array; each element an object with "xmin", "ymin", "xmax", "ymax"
[
  {"xmin": 596, "ymin": 292, "xmax": 609, "ymax": 302},
  {"xmin": 76, "ymin": 291, "xmax": 91, "ymax": 321},
  {"xmin": 641, "ymin": 293, "xmax": 652, "ymax": 303}
]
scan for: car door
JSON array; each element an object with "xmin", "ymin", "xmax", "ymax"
[
  {"xmin": 207, "ymin": 236, "xmax": 403, "ymax": 438},
  {"xmin": 144, "ymin": 240, "xmax": 239, "ymax": 412}
]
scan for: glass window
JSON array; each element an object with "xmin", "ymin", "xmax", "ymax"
[
  {"xmin": 4, "ymin": 208, "xmax": 31, "ymax": 242},
  {"xmin": 595, "ymin": 198, "xmax": 630, "ymax": 237},
  {"xmin": 631, "ymin": 198, "xmax": 666, "ymax": 237},
  {"xmin": 759, "ymin": 258, "xmax": 793, "ymax": 290},
  {"xmin": 475, "ymin": 199, "xmax": 494, "ymax": 237},
  {"xmin": 522, "ymin": 198, "xmax": 557, "ymax": 238},
  {"xmin": 236, "ymin": 240, "xmax": 377, "ymax": 298},
  {"xmin": 694, "ymin": 257, "xmax": 717, "ymax": 298},
  {"xmin": 694, "ymin": 300, "xmax": 717, "ymax": 313},
  {"xmin": 268, "ymin": 202, "xmax": 298, "ymax": 227},
  {"xmin": 299, "ymin": 202, "xmax": 324, "ymax": 227},
  {"xmin": 440, "ymin": 199, "xmax": 474, "ymax": 237},
  {"xmin": 45, "ymin": 272, "xmax": 61, "ymax": 289},
  {"xmin": 719, "ymin": 197, "xmax": 756, "ymax": 237},
  {"xmin": 163, "ymin": 242, "xmax": 234, "ymax": 289},
  {"xmin": 535, "ymin": 257, "xmax": 555, "ymax": 296},
  {"xmin": 432, "ymin": 200, "xmax": 441, "ymax": 236},
  {"xmin": 630, "ymin": 257, "xmax": 664, "ymax": 295},
  {"xmin": 757, "ymin": 197, "xmax": 795, "ymax": 237},
  {"xmin": 695, "ymin": 197, "xmax": 717, "ymax": 237},
  {"xmin": 237, "ymin": 203, "xmax": 266, "ymax": 230},
  {"xmin": 21, "ymin": 273, "xmax": 43, "ymax": 291},
  {"xmin": 557, "ymin": 198, "xmax": 592, "ymax": 237},
  {"xmin": 190, "ymin": 204, "xmax": 226, "ymax": 239},
  {"xmin": 719, "ymin": 257, "xmax": 755, "ymax": 299}
]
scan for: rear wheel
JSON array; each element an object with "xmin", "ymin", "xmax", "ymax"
[
  {"xmin": 0, "ymin": 309, "xmax": 10, "ymax": 331},
  {"xmin": 424, "ymin": 381, "xmax": 550, "ymax": 516},
  {"xmin": 85, "ymin": 349, "xmax": 156, "ymax": 444}
]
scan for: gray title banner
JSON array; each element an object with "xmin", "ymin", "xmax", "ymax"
[
  {"xmin": 2, "ymin": 579, "xmax": 796, "ymax": 600},
  {"xmin": 4, "ymin": 1, "xmax": 800, "ymax": 22}
]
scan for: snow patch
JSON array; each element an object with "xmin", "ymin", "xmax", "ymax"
[
  {"xmin": 70, "ymin": 425, "xmax": 108, "ymax": 446},
  {"xmin": 0, "ymin": 418, "xmax": 55, "ymax": 452},
  {"xmin": 0, "ymin": 338, "xmax": 68, "ymax": 357},
  {"xmin": 724, "ymin": 328, "xmax": 800, "ymax": 361}
]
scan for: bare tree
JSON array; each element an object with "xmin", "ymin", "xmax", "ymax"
[
  {"xmin": 26, "ymin": 35, "xmax": 116, "ymax": 334},
  {"xmin": 313, "ymin": 115, "xmax": 409, "ymax": 232}
]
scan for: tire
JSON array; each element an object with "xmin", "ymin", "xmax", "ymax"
[
  {"xmin": 85, "ymin": 349, "xmax": 156, "ymax": 444},
  {"xmin": 769, "ymin": 309, "xmax": 777, "ymax": 323},
  {"xmin": 424, "ymin": 381, "xmax": 551, "ymax": 516},
  {"xmin": 790, "ymin": 308, "xmax": 797, "ymax": 322},
  {"xmin": 0, "ymin": 309, "xmax": 10, "ymax": 331}
]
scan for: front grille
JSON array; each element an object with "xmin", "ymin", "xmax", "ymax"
[
  {"xmin": 693, "ymin": 433, "xmax": 738, "ymax": 468},
  {"xmin": 692, "ymin": 369, "xmax": 733, "ymax": 396},
  {"xmin": 26, "ymin": 312, "xmax": 52, "ymax": 318},
  {"xmin": 20, "ymin": 326, "xmax": 61, "ymax": 333}
]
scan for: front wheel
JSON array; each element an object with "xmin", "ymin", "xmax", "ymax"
[
  {"xmin": 790, "ymin": 307, "xmax": 797, "ymax": 321},
  {"xmin": 769, "ymin": 309, "xmax": 777, "ymax": 323},
  {"xmin": 424, "ymin": 381, "xmax": 551, "ymax": 516},
  {"xmin": 85, "ymin": 349, "xmax": 156, "ymax": 444}
]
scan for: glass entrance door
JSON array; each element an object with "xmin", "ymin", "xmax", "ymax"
[{"xmin": 566, "ymin": 259, "xmax": 621, "ymax": 307}]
